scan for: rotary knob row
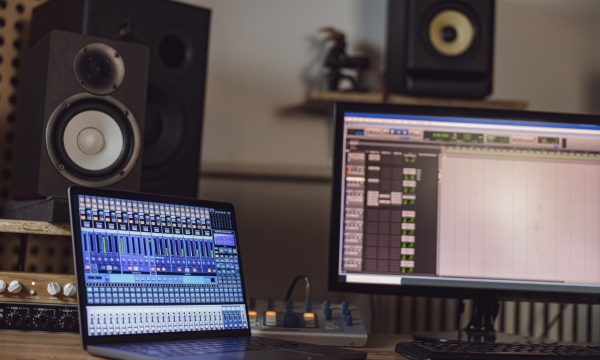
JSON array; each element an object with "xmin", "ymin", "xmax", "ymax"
[
  {"xmin": 0, "ymin": 279, "xmax": 77, "ymax": 297},
  {"xmin": 0, "ymin": 279, "xmax": 24, "ymax": 294},
  {"xmin": 47, "ymin": 282, "xmax": 77, "ymax": 297}
]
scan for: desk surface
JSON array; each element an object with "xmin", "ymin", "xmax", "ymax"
[{"xmin": 0, "ymin": 331, "xmax": 408, "ymax": 359}]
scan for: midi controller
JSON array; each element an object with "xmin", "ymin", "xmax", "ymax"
[
  {"xmin": 248, "ymin": 298, "xmax": 368, "ymax": 347},
  {"xmin": 0, "ymin": 271, "xmax": 368, "ymax": 345}
]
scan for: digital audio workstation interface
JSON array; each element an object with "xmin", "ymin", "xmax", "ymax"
[
  {"xmin": 338, "ymin": 112, "xmax": 600, "ymax": 292},
  {"xmin": 76, "ymin": 195, "xmax": 248, "ymax": 336}
]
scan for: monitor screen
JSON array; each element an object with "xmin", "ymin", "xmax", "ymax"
[
  {"xmin": 72, "ymin": 191, "xmax": 248, "ymax": 338},
  {"xmin": 330, "ymin": 104, "xmax": 600, "ymax": 300}
]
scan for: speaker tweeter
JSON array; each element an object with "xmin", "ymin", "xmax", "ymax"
[{"xmin": 74, "ymin": 42, "xmax": 125, "ymax": 95}]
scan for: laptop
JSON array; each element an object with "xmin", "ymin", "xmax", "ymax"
[{"xmin": 68, "ymin": 186, "xmax": 366, "ymax": 360}]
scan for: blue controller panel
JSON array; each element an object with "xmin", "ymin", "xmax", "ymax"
[
  {"xmin": 77, "ymin": 195, "xmax": 243, "ymax": 305},
  {"xmin": 75, "ymin": 195, "xmax": 248, "ymax": 336}
]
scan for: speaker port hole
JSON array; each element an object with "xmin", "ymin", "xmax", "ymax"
[{"xmin": 158, "ymin": 34, "xmax": 189, "ymax": 70}]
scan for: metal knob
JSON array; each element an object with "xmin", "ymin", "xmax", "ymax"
[
  {"xmin": 7, "ymin": 280, "xmax": 22, "ymax": 294},
  {"xmin": 63, "ymin": 283, "xmax": 77, "ymax": 297},
  {"xmin": 47, "ymin": 282, "xmax": 61, "ymax": 296}
]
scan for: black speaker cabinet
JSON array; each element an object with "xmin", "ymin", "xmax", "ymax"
[
  {"xmin": 387, "ymin": 0, "xmax": 494, "ymax": 98},
  {"xmin": 29, "ymin": 0, "xmax": 211, "ymax": 198},
  {"xmin": 12, "ymin": 30, "xmax": 149, "ymax": 200}
]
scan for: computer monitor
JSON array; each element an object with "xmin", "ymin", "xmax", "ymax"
[{"xmin": 329, "ymin": 103, "xmax": 600, "ymax": 339}]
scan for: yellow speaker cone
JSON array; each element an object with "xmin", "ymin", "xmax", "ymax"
[{"xmin": 428, "ymin": 9, "xmax": 475, "ymax": 57}]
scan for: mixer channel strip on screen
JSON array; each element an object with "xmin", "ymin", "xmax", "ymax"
[
  {"xmin": 76, "ymin": 195, "xmax": 247, "ymax": 336},
  {"xmin": 86, "ymin": 305, "xmax": 247, "ymax": 335}
]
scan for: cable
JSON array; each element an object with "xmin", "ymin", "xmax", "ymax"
[
  {"xmin": 284, "ymin": 275, "xmax": 311, "ymax": 303},
  {"xmin": 541, "ymin": 303, "xmax": 567, "ymax": 339},
  {"xmin": 455, "ymin": 298, "xmax": 465, "ymax": 330}
]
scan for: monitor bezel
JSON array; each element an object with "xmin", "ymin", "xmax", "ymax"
[
  {"xmin": 68, "ymin": 186, "xmax": 251, "ymax": 347},
  {"xmin": 329, "ymin": 102, "xmax": 600, "ymax": 303}
]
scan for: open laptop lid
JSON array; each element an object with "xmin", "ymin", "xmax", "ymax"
[{"xmin": 68, "ymin": 186, "xmax": 250, "ymax": 347}]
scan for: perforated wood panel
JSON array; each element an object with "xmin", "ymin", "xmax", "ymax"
[
  {"xmin": 0, "ymin": 0, "xmax": 49, "ymax": 272},
  {"xmin": 0, "ymin": 234, "xmax": 19, "ymax": 271},
  {"xmin": 0, "ymin": 233, "xmax": 72, "ymax": 273},
  {"xmin": 24, "ymin": 235, "xmax": 74, "ymax": 273},
  {"xmin": 0, "ymin": 0, "xmax": 46, "ymax": 212}
]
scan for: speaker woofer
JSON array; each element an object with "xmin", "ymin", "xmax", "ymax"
[
  {"xmin": 62, "ymin": 110, "xmax": 124, "ymax": 172},
  {"xmin": 142, "ymin": 80, "xmax": 187, "ymax": 179},
  {"xmin": 427, "ymin": 8, "xmax": 476, "ymax": 57},
  {"xmin": 45, "ymin": 94, "xmax": 141, "ymax": 187}
]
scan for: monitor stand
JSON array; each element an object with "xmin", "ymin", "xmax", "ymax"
[{"xmin": 411, "ymin": 298, "xmax": 542, "ymax": 343}]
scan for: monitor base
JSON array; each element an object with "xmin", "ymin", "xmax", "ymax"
[
  {"xmin": 411, "ymin": 298, "xmax": 550, "ymax": 344},
  {"xmin": 411, "ymin": 330, "xmax": 547, "ymax": 344}
]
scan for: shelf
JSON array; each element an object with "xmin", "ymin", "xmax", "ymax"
[
  {"xmin": 308, "ymin": 90, "xmax": 528, "ymax": 110},
  {"xmin": 0, "ymin": 219, "xmax": 70, "ymax": 236}
]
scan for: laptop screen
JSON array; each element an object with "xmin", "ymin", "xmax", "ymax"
[{"xmin": 71, "ymin": 190, "xmax": 248, "ymax": 338}]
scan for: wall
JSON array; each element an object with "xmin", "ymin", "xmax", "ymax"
[
  {"xmin": 188, "ymin": 0, "xmax": 600, "ymax": 176},
  {"xmin": 494, "ymin": 0, "xmax": 600, "ymax": 114},
  {"xmin": 183, "ymin": 0, "xmax": 600, "ymax": 334}
]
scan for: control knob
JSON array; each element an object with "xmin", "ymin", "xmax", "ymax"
[
  {"xmin": 341, "ymin": 300, "xmax": 349, "ymax": 315},
  {"xmin": 47, "ymin": 282, "xmax": 61, "ymax": 296},
  {"xmin": 322, "ymin": 300, "xmax": 332, "ymax": 321},
  {"xmin": 7, "ymin": 280, "xmax": 22, "ymax": 294},
  {"xmin": 63, "ymin": 283, "xmax": 77, "ymax": 297},
  {"xmin": 5, "ymin": 308, "xmax": 26, "ymax": 327},
  {"xmin": 33, "ymin": 310, "xmax": 52, "ymax": 328},
  {"xmin": 0, "ymin": 279, "xmax": 6, "ymax": 293}
]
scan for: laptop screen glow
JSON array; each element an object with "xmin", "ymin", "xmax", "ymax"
[{"xmin": 75, "ymin": 194, "xmax": 248, "ymax": 336}]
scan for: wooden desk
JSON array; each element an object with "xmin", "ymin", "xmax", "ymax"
[{"xmin": 0, "ymin": 331, "xmax": 408, "ymax": 359}]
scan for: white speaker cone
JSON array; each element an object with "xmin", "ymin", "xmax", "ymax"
[
  {"xmin": 77, "ymin": 127, "xmax": 105, "ymax": 155},
  {"xmin": 428, "ymin": 9, "xmax": 475, "ymax": 57},
  {"xmin": 62, "ymin": 110, "xmax": 124, "ymax": 171}
]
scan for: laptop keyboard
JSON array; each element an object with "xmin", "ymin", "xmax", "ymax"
[
  {"xmin": 395, "ymin": 340, "xmax": 600, "ymax": 359},
  {"xmin": 108, "ymin": 336, "xmax": 301, "ymax": 356}
]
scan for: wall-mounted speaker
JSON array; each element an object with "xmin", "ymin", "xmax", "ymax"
[
  {"xmin": 386, "ymin": 0, "xmax": 495, "ymax": 98},
  {"xmin": 28, "ymin": 0, "xmax": 211, "ymax": 198},
  {"xmin": 11, "ymin": 30, "xmax": 149, "ymax": 200}
]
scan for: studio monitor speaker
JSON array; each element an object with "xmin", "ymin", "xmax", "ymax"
[
  {"xmin": 11, "ymin": 30, "xmax": 149, "ymax": 199},
  {"xmin": 29, "ymin": 0, "xmax": 211, "ymax": 198},
  {"xmin": 387, "ymin": 0, "xmax": 494, "ymax": 98}
]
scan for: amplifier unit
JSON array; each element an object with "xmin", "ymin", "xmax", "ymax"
[
  {"xmin": 0, "ymin": 271, "xmax": 78, "ymax": 332},
  {"xmin": 0, "ymin": 302, "xmax": 78, "ymax": 332},
  {"xmin": 0, "ymin": 271, "xmax": 77, "ymax": 304}
]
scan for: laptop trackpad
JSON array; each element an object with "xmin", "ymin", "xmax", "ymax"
[{"xmin": 178, "ymin": 349, "xmax": 323, "ymax": 359}]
